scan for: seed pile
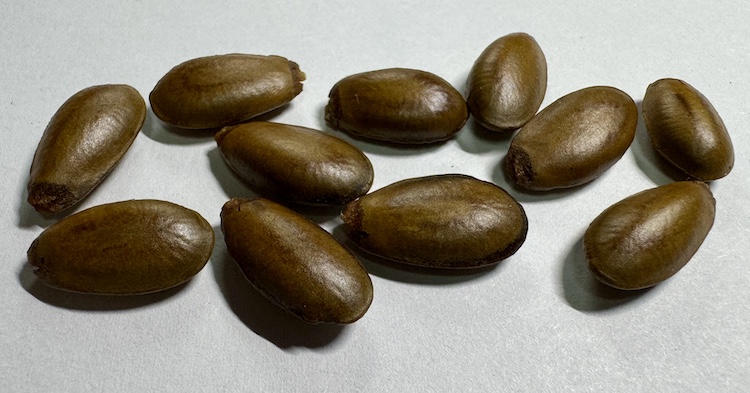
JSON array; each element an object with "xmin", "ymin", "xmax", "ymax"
[{"xmin": 25, "ymin": 32, "xmax": 734, "ymax": 324}]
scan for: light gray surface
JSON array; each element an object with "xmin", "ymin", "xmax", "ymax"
[{"xmin": 3, "ymin": 1, "xmax": 749, "ymax": 392}]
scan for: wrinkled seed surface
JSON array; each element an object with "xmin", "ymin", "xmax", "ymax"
[
  {"xmin": 150, "ymin": 54, "xmax": 305, "ymax": 129},
  {"xmin": 505, "ymin": 86, "xmax": 637, "ymax": 190},
  {"xmin": 325, "ymin": 68, "xmax": 468, "ymax": 144},
  {"xmin": 221, "ymin": 198, "xmax": 373, "ymax": 324},
  {"xmin": 466, "ymin": 32, "xmax": 547, "ymax": 132},
  {"xmin": 27, "ymin": 84, "xmax": 146, "ymax": 214},
  {"xmin": 584, "ymin": 181, "xmax": 715, "ymax": 290},
  {"xmin": 27, "ymin": 200, "xmax": 215, "ymax": 295},
  {"xmin": 216, "ymin": 121, "xmax": 373, "ymax": 205},
  {"xmin": 342, "ymin": 174, "xmax": 527, "ymax": 268},
  {"xmin": 643, "ymin": 78, "xmax": 734, "ymax": 181}
]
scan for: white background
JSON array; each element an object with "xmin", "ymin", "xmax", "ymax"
[{"xmin": 3, "ymin": 1, "xmax": 749, "ymax": 392}]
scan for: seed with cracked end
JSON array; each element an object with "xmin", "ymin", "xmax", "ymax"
[
  {"xmin": 221, "ymin": 198, "xmax": 373, "ymax": 324},
  {"xmin": 584, "ymin": 181, "xmax": 715, "ymax": 290},
  {"xmin": 27, "ymin": 84, "xmax": 146, "ymax": 214},
  {"xmin": 215, "ymin": 121, "xmax": 373, "ymax": 205},
  {"xmin": 505, "ymin": 86, "xmax": 637, "ymax": 191},
  {"xmin": 341, "ymin": 174, "xmax": 527, "ymax": 269},
  {"xmin": 27, "ymin": 200, "xmax": 215, "ymax": 295},
  {"xmin": 150, "ymin": 54, "xmax": 306, "ymax": 129},
  {"xmin": 325, "ymin": 68, "xmax": 468, "ymax": 144},
  {"xmin": 466, "ymin": 32, "xmax": 547, "ymax": 132},
  {"xmin": 643, "ymin": 78, "xmax": 734, "ymax": 181}
]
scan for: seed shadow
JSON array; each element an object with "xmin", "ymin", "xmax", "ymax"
[
  {"xmin": 18, "ymin": 260, "xmax": 190, "ymax": 311},
  {"xmin": 632, "ymin": 100, "xmax": 692, "ymax": 185},
  {"xmin": 210, "ymin": 228, "xmax": 345, "ymax": 349},
  {"xmin": 455, "ymin": 117, "xmax": 515, "ymax": 155},
  {"xmin": 561, "ymin": 235, "xmax": 655, "ymax": 312},
  {"xmin": 316, "ymin": 103, "xmax": 446, "ymax": 157},
  {"xmin": 331, "ymin": 225, "xmax": 502, "ymax": 285},
  {"xmin": 142, "ymin": 105, "xmax": 293, "ymax": 145}
]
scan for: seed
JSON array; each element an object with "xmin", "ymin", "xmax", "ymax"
[
  {"xmin": 583, "ymin": 181, "xmax": 715, "ymax": 290},
  {"xmin": 341, "ymin": 174, "xmax": 527, "ymax": 268},
  {"xmin": 643, "ymin": 78, "xmax": 734, "ymax": 181},
  {"xmin": 27, "ymin": 200, "xmax": 215, "ymax": 295},
  {"xmin": 27, "ymin": 84, "xmax": 146, "ymax": 214},
  {"xmin": 221, "ymin": 198, "xmax": 373, "ymax": 324},
  {"xmin": 466, "ymin": 32, "xmax": 547, "ymax": 132},
  {"xmin": 215, "ymin": 121, "xmax": 373, "ymax": 205},
  {"xmin": 505, "ymin": 86, "xmax": 637, "ymax": 190},
  {"xmin": 325, "ymin": 68, "xmax": 468, "ymax": 144},
  {"xmin": 150, "ymin": 54, "xmax": 306, "ymax": 129}
]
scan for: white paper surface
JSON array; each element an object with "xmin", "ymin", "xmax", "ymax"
[{"xmin": 3, "ymin": 1, "xmax": 749, "ymax": 392}]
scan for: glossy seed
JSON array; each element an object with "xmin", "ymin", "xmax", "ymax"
[
  {"xmin": 584, "ymin": 181, "xmax": 715, "ymax": 290},
  {"xmin": 466, "ymin": 32, "xmax": 547, "ymax": 132},
  {"xmin": 221, "ymin": 198, "xmax": 373, "ymax": 324},
  {"xmin": 27, "ymin": 84, "xmax": 146, "ymax": 214},
  {"xmin": 505, "ymin": 86, "xmax": 637, "ymax": 190},
  {"xmin": 342, "ymin": 174, "xmax": 527, "ymax": 269},
  {"xmin": 150, "ymin": 54, "xmax": 306, "ymax": 129},
  {"xmin": 215, "ymin": 121, "xmax": 373, "ymax": 205},
  {"xmin": 27, "ymin": 200, "xmax": 215, "ymax": 295},
  {"xmin": 325, "ymin": 68, "xmax": 468, "ymax": 144},
  {"xmin": 643, "ymin": 78, "xmax": 734, "ymax": 180}
]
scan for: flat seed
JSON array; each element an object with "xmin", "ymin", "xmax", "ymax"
[
  {"xmin": 215, "ymin": 121, "xmax": 373, "ymax": 205},
  {"xmin": 643, "ymin": 78, "xmax": 734, "ymax": 181},
  {"xmin": 342, "ymin": 174, "xmax": 527, "ymax": 268},
  {"xmin": 150, "ymin": 54, "xmax": 306, "ymax": 129},
  {"xmin": 221, "ymin": 198, "xmax": 373, "ymax": 324},
  {"xmin": 505, "ymin": 86, "xmax": 637, "ymax": 190},
  {"xmin": 584, "ymin": 181, "xmax": 715, "ymax": 290},
  {"xmin": 466, "ymin": 32, "xmax": 547, "ymax": 132},
  {"xmin": 27, "ymin": 200, "xmax": 215, "ymax": 295},
  {"xmin": 27, "ymin": 84, "xmax": 146, "ymax": 214},
  {"xmin": 325, "ymin": 68, "xmax": 468, "ymax": 144}
]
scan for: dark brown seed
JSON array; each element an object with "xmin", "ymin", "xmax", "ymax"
[
  {"xmin": 27, "ymin": 84, "xmax": 146, "ymax": 214},
  {"xmin": 584, "ymin": 181, "xmax": 715, "ymax": 290},
  {"xmin": 505, "ymin": 86, "xmax": 637, "ymax": 190},
  {"xmin": 27, "ymin": 200, "xmax": 215, "ymax": 295},
  {"xmin": 466, "ymin": 32, "xmax": 547, "ymax": 132},
  {"xmin": 341, "ymin": 174, "xmax": 527, "ymax": 269},
  {"xmin": 643, "ymin": 78, "xmax": 734, "ymax": 181},
  {"xmin": 150, "ymin": 54, "xmax": 306, "ymax": 129},
  {"xmin": 215, "ymin": 121, "xmax": 373, "ymax": 205},
  {"xmin": 325, "ymin": 68, "xmax": 468, "ymax": 144},
  {"xmin": 221, "ymin": 198, "xmax": 373, "ymax": 324}
]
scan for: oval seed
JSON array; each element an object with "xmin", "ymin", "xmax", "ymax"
[
  {"xmin": 643, "ymin": 78, "xmax": 734, "ymax": 181},
  {"xmin": 150, "ymin": 54, "xmax": 306, "ymax": 129},
  {"xmin": 27, "ymin": 84, "xmax": 146, "ymax": 214},
  {"xmin": 221, "ymin": 198, "xmax": 373, "ymax": 324},
  {"xmin": 215, "ymin": 121, "xmax": 374, "ymax": 205},
  {"xmin": 466, "ymin": 32, "xmax": 547, "ymax": 132},
  {"xmin": 505, "ymin": 86, "xmax": 637, "ymax": 191},
  {"xmin": 342, "ymin": 174, "xmax": 527, "ymax": 269},
  {"xmin": 325, "ymin": 68, "xmax": 468, "ymax": 144},
  {"xmin": 27, "ymin": 200, "xmax": 215, "ymax": 295},
  {"xmin": 584, "ymin": 181, "xmax": 715, "ymax": 290}
]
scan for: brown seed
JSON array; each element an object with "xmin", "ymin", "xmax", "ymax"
[
  {"xmin": 221, "ymin": 198, "xmax": 373, "ymax": 324},
  {"xmin": 643, "ymin": 78, "xmax": 734, "ymax": 181},
  {"xmin": 27, "ymin": 200, "xmax": 215, "ymax": 295},
  {"xmin": 466, "ymin": 32, "xmax": 547, "ymax": 132},
  {"xmin": 27, "ymin": 84, "xmax": 146, "ymax": 214},
  {"xmin": 584, "ymin": 181, "xmax": 715, "ymax": 290},
  {"xmin": 215, "ymin": 121, "xmax": 373, "ymax": 205},
  {"xmin": 505, "ymin": 86, "xmax": 637, "ymax": 190},
  {"xmin": 149, "ymin": 54, "xmax": 306, "ymax": 129},
  {"xmin": 325, "ymin": 68, "xmax": 468, "ymax": 144},
  {"xmin": 341, "ymin": 174, "xmax": 527, "ymax": 269}
]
